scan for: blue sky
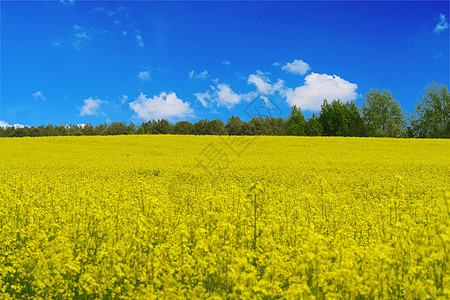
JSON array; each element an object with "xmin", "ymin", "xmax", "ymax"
[{"xmin": 1, "ymin": 0, "xmax": 449, "ymax": 127}]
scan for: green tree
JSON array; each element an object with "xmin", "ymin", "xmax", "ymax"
[
  {"xmin": 94, "ymin": 123, "xmax": 108, "ymax": 135},
  {"xmin": 249, "ymin": 116, "xmax": 268, "ymax": 135},
  {"xmin": 346, "ymin": 101, "xmax": 367, "ymax": 137},
  {"xmin": 107, "ymin": 121, "xmax": 129, "ymax": 135},
  {"xmin": 411, "ymin": 82, "xmax": 449, "ymax": 138},
  {"xmin": 136, "ymin": 126, "xmax": 145, "ymax": 135},
  {"xmin": 264, "ymin": 117, "xmax": 286, "ymax": 136},
  {"xmin": 286, "ymin": 105, "xmax": 307, "ymax": 136},
  {"xmin": 127, "ymin": 122, "xmax": 136, "ymax": 135},
  {"xmin": 305, "ymin": 114, "xmax": 323, "ymax": 136},
  {"xmin": 225, "ymin": 116, "xmax": 243, "ymax": 135},
  {"xmin": 318, "ymin": 100, "xmax": 366, "ymax": 137},
  {"xmin": 153, "ymin": 119, "xmax": 174, "ymax": 134},
  {"xmin": 193, "ymin": 119, "xmax": 209, "ymax": 135},
  {"xmin": 174, "ymin": 121, "xmax": 194, "ymax": 135},
  {"xmin": 82, "ymin": 124, "xmax": 94, "ymax": 136},
  {"xmin": 208, "ymin": 119, "xmax": 226, "ymax": 135},
  {"xmin": 361, "ymin": 89, "xmax": 405, "ymax": 137},
  {"xmin": 140, "ymin": 121, "xmax": 153, "ymax": 134},
  {"xmin": 241, "ymin": 121, "xmax": 255, "ymax": 135},
  {"xmin": 67, "ymin": 124, "xmax": 82, "ymax": 136}
]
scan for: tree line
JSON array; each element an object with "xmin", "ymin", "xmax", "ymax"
[{"xmin": 1, "ymin": 82, "xmax": 448, "ymax": 138}]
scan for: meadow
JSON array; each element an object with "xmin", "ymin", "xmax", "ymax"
[{"xmin": 0, "ymin": 135, "xmax": 449, "ymax": 299}]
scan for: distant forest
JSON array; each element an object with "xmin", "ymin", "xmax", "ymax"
[{"xmin": 1, "ymin": 82, "xmax": 448, "ymax": 139}]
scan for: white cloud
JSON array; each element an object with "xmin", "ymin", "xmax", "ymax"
[
  {"xmin": 136, "ymin": 34, "xmax": 144, "ymax": 48},
  {"xmin": 194, "ymin": 92, "xmax": 211, "ymax": 108},
  {"xmin": 247, "ymin": 71, "xmax": 285, "ymax": 105},
  {"xmin": 246, "ymin": 72, "xmax": 285, "ymax": 108},
  {"xmin": 214, "ymin": 83, "xmax": 242, "ymax": 108},
  {"xmin": 72, "ymin": 25, "xmax": 95, "ymax": 50},
  {"xmin": 222, "ymin": 60, "xmax": 231, "ymax": 66},
  {"xmin": 195, "ymin": 82, "xmax": 244, "ymax": 109},
  {"xmin": 138, "ymin": 70, "xmax": 151, "ymax": 81},
  {"xmin": 32, "ymin": 91, "xmax": 46, "ymax": 100},
  {"xmin": 120, "ymin": 95, "xmax": 128, "ymax": 104},
  {"xmin": 51, "ymin": 39, "xmax": 63, "ymax": 48},
  {"xmin": 0, "ymin": 121, "xmax": 26, "ymax": 128},
  {"xmin": 194, "ymin": 73, "xmax": 286, "ymax": 109},
  {"xmin": 60, "ymin": 0, "xmax": 75, "ymax": 6},
  {"xmin": 247, "ymin": 71, "xmax": 274, "ymax": 95},
  {"xmin": 198, "ymin": 70, "xmax": 209, "ymax": 79},
  {"xmin": 281, "ymin": 59, "xmax": 311, "ymax": 75},
  {"xmin": 129, "ymin": 92, "xmax": 194, "ymax": 120},
  {"xmin": 80, "ymin": 97, "xmax": 106, "ymax": 116},
  {"xmin": 91, "ymin": 5, "xmax": 142, "ymax": 51},
  {"xmin": 435, "ymin": 13, "xmax": 449, "ymax": 33},
  {"xmin": 188, "ymin": 70, "xmax": 209, "ymax": 80},
  {"xmin": 285, "ymin": 72, "xmax": 358, "ymax": 111}
]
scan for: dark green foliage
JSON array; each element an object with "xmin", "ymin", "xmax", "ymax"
[
  {"xmin": 208, "ymin": 119, "xmax": 226, "ymax": 135},
  {"xmin": 305, "ymin": 114, "xmax": 323, "ymax": 136},
  {"xmin": 174, "ymin": 121, "xmax": 194, "ymax": 135},
  {"xmin": 362, "ymin": 89, "xmax": 405, "ymax": 137},
  {"xmin": 107, "ymin": 121, "xmax": 130, "ymax": 135},
  {"xmin": 136, "ymin": 126, "xmax": 145, "ymax": 135},
  {"xmin": 264, "ymin": 117, "xmax": 286, "ymax": 136},
  {"xmin": 411, "ymin": 82, "xmax": 449, "ymax": 138},
  {"xmin": 152, "ymin": 119, "xmax": 174, "ymax": 134},
  {"xmin": 225, "ymin": 116, "xmax": 243, "ymax": 135},
  {"xmin": 286, "ymin": 105, "xmax": 307, "ymax": 136},
  {"xmin": 193, "ymin": 119, "xmax": 209, "ymax": 135},
  {"xmin": 249, "ymin": 116, "xmax": 267, "ymax": 135},
  {"xmin": 82, "ymin": 124, "xmax": 95, "ymax": 136},
  {"xmin": 318, "ymin": 100, "xmax": 366, "ymax": 137},
  {"xmin": 94, "ymin": 123, "xmax": 108, "ymax": 135}
]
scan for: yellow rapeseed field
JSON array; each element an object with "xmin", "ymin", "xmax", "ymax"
[{"xmin": 0, "ymin": 135, "xmax": 449, "ymax": 299}]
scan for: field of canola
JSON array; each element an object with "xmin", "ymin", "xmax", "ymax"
[{"xmin": 0, "ymin": 135, "xmax": 449, "ymax": 299}]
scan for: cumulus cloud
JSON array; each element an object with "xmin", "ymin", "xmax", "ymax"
[
  {"xmin": 80, "ymin": 97, "xmax": 106, "ymax": 116},
  {"xmin": 129, "ymin": 92, "xmax": 194, "ymax": 120},
  {"xmin": 194, "ymin": 82, "xmax": 245, "ymax": 109},
  {"xmin": 0, "ymin": 121, "xmax": 26, "ymax": 128},
  {"xmin": 281, "ymin": 59, "xmax": 311, "ymax": 75},
  {"xmin": 222, "ymin": 60, "xmax": 231, "ymax": 66},
  {"xmin": 138, "ymin": 70, "xmax": 151, "ymax": 81},
  {"xmin": 285, "ymin": 73, "xmax": 358, "ymax": 111},
  {"xmin": 248, "ymin": 71, "xmax": 284, "ymax": 94},
  {"xmin": 247, "ymin": 71, "xmax": 286, "ymax": 105},
  {"xmin": 188, "ymin": 70, "xmax": 209, "ymax": 80},
  {"xmin": 248, "ymin": 72, "xmax": 272, "ymax": 95},
  {"xmin": 32, "ymin": 91, "xmax": 46, "ymax": 100},
  {"xmin": 214, "ymin": 84, "xmax": 242, "ymax": 108},
  {"xmin": 194, "ymin": 72, "xmax": 286, "ymax": 109},
  {"xmin": 435, "ymin": 14, "xmax": 449, "ymax": 33},
  {"xmin": 194, "ymin": 92, "xmax": 211, "ymax": 108}
]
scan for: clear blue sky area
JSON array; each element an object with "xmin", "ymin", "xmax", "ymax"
[{"xmin": 1, "ymin": 0, "xmax": 449, "ymax": 127}]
